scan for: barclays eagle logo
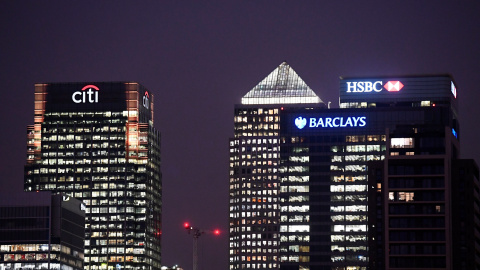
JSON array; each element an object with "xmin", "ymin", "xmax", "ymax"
[{"xmin": 295, "ymin": 117, "xmax": 307, "ymax": 129}]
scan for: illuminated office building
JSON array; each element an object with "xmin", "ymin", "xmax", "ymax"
[
  {"xmin": 229, "ymin": 63, "xmax": 478, "ymax": 270},
  {"xmin": 24, "ymin": 82, "xmax": 162, "ymax": 270},
  {"xmin": 229, "ymin": 62, "xmax": 325, "ymax": 270},
  {"xmin": 0, "ymin": 193, "xmax": 85, "ymax": 270}
]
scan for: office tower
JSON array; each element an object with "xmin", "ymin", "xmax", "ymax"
[
  {"xmin": 369, "ymin": 154, "xmax": 480, "ymax": 269},
  {"xmin": 451, "ymin": 160, "xmax": 480, "ymax": 270},
  {"xmin": 24, "ymin": 82, "xmax": 162, "ymax": 270},
  {"xmin": 0, "ymin": 193, "xmax": 85, "ymax": 270},
  {"xmin": 229, "ymin": 63, "xmax": 478, "ymax": 270},
  {"xmin": 229, "ymin": 62, "xmax": 325, "ymax": 270}
]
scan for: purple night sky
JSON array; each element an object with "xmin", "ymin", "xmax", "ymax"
[{"xmin": 1, "ymin": 1, "xmax": 480, "ymax": 270}]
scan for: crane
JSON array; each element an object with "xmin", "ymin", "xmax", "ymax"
[{"xmin": 183, "ymin": 222, "xmax": 220, "ymax": 270}]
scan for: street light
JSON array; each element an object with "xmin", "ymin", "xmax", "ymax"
[{"xmin": 183, "ymin": 222, "xmax": 220, "ymax": 270}]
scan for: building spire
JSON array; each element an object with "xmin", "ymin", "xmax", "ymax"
[{"xmin": 241, "ymin": 62, "xmax": 324, "ymax": 105}]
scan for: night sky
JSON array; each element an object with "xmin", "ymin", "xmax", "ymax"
[{"xmin": 1, "ymin": 1, "xmax": 480, "ymax": 270}]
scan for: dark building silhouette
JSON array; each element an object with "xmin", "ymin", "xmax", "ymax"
[
  {"xmin": 0, "ymin": 193, "xmax": 85, "ymax": 270},
  {"xmin": 368, "ymin": 128, "xmax": 479, "ymax": 269}
]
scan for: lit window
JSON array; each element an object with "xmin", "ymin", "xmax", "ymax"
[
  {"xmin": 421, "ymin": 101, "xmax": 431, "ymax": 107},
  {"xmin": 391, "ymin": 138, "xmax": 414, "ymax": 148},
  {"xmin": 397, "ymin": 192, "xmax": 414, "ymax": 202}
]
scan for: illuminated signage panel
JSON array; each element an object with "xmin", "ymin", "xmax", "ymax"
[
  {"xmin": 142, "ymin": 91, "xmax": 150, "ymax": 109},
  {"xmin": 294, "ymin": 116, "xmax": 367, "ymax": 129},
  {"xmin": 72, "ymin": 84, "xmax": 100, "ymax": 103},
  {"xmin": 346, "ymin": 81, "xmax": 404, "ymax": 93},
  {"xmin": 45, "ymin": 82, "xmax": 129, "ymax": 113},
  {"xmin": 340, "ymin": 76, "xmax": 455, "ymax": 104},
  {"xmin": 384, "ymin": 81, "xmax": 404, "ymax": 92},
  {"xmin": 451, "ymin": 81, "xmax": 457, "ymax": 98}
]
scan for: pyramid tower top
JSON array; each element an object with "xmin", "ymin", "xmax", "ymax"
[{"xmin": 241, "ymin": 62, "xmax": 323, "ymax": 105}]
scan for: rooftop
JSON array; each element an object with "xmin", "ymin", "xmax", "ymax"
[{"xmin": 241, "ymin": 62, "xmax": 323, "ymax": 105}]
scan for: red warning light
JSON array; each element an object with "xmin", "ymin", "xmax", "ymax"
[
  {"xmin": 184, "ymin": 222, "xmax": 191, "ymax": 229},
  {"xmin": 214, "ymin": 229, "xmax": 220, "ymax": 235}
]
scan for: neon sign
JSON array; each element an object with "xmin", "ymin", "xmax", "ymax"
[
  {"xmin": 295, "ymin": 116, "xmax": 367, "ymax": 129},
  {"xmin": 452, "ymin": 128, "xmax": 458, "ymax": 139},
  {"xmin": 72, "ymin": 85, "xmax": 99, "ymax": 103},
  {"xmin": 384, "ymin": 81, "xmax": 404, "ymax": 92},
  {"xmin": 143, "ymin": 91, "xmax": 150, "ymax": 109},
  {"xmin": 346, "ymin": 81, "xmax": 403, "ymax": 93},
  {"xmin": 451, "ymin": 81, "xmax": 457, "ymax": 98}
]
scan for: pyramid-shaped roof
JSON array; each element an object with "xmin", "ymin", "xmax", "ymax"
[{"xmin": 241, "ymin": 62, "xmax": 324, "ymax": 105}]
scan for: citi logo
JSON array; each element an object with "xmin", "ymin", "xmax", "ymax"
[
  {"xmin": 72, "ymin": 85, "xmax": 99, "ymax": 103},
  {"xmin": 143, "ymin": 91, "xmax": 150, "ymax": 109},
  {"xmin": 346, "ymin": 81, "xmax": 403, "ymax": 93}
]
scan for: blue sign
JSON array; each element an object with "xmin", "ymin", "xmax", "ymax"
[
  {"xmin": 295, "ymin": 116, "xmax": 366, "ymax": 129},
  {"xmin": 452, "ymin": 128, "xmax": 458, "ymax": 139}
]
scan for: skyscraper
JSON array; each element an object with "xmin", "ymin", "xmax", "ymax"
[
  {"xmin": 24, "ymin": 82, "xmax": 162, "ymax": 270},
  {"xmin": 229, "ymin": 63, "xmax": 479, "ymax": 270},
  {"xmin": 229, "ymin": 62, "xmax": 325, "ymax": 270}
]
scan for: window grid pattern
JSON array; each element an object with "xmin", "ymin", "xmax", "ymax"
[
  {"xmin": 230, "ymin": 108, "xmax": 281, "ymax": 270},
  {"xmin": 24, "ymin": 84, "xmax": 161, "ymax": 270}
]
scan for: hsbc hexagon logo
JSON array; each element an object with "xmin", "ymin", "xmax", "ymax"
[
  {"xmin": 346, "ymin": 80, "xmax": 404, "ymax": 93},
  {"xmin": 384, "ymin": 81, "xmax": 404, "ymax": 92},
  {"xmin": 72, "ymin": 85, "xmax": 99, "ymax": 103}
]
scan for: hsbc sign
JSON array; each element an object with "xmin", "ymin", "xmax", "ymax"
[{"xmin": 346, "ymin": 81, "xmax": 404, "ymax": 93}]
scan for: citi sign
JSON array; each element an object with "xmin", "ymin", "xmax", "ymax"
[
  {"xmin": 346, "ymin": 81, "xmax": 404, "ymax": 93},
  {"xmin": 143, "ymin": 91, "xmax": 150, "ymax": 109},
  {"xmin": 295, "ymin": 116, "xmax": 367, "ymax": 129},
  {"xmin": 72, "ymin": 85, "xmax": 99, "ymax": 103}
]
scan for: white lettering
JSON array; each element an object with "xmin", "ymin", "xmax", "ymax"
[
  {"xmin": 344, "ymin": 117, "xmax": 353, "ymax": 127},
  {"xmin": 346, "ymin": 82, "xmax": 356, "ymax": 93},
  {"xmin": 72, "ymin": 88, "xmax": 99, "ymax": 104},
  {"xmin": 373, "ymin": 81, "xmax": 382, "ymax": 92},
  {"xmin": 87, "ymin": 89, "xmax": 95, "ymax": 103},
  {"xmin": 299, "ymin": 116, "xmax": 366, "ymax": 129},
  {"xmin": 346, "ymin": 81, "xmax": 383, "ymax": 93},
  {"xmin": 143, "ymin": 96, "xmax": 150, "ymax": 109},
  {"xmin": 358, "ymin": 116, "xmax": 367, "ymax": 127},
  {"xmin": 72, "ymin": 92, "xmax": 82, "ymax": 103},
  {"xmin": 332, "ymin": 117, "xmax": 341, "ymax": 127},
  {"xmin": 325, "ymin": 118, "xmax": 333, "ymax": 127},
  {"xmin": 364, "ymin": 82, "xmax": 373, "ymax": 92},
  {"xmin": 352, "ymin": 117, "xmax": 360, "ymax": 126},
  {"xmin": 357, "ymin": 82, "xmax": 365, "ymax": 92}
]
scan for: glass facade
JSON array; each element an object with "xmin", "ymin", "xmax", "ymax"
[
  {"xmin": 229, "ymin": 63, "xmax": 324, "ymax": 270},
  {"xmin": 0, "ymin": 194, "xmax": 85, "ymax": 270},
  {"xmin": 230, "ymin": 107, "xmax": 282, "ymax": 270},
  {"xmin": 24, "ymin": 82, "xmax": 162, "ymax": 270},
  {"xmin": 241, "ymin": 62, "xmax": 322, "ymax": 105},
  {"xmin": 230, "ymin": 64, "xmax": 476, "ymax": 270}
]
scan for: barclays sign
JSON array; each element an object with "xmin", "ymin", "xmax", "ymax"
[{"xmin": 295, "ymin": 116, "xmax": 367, "ymax": 129}]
